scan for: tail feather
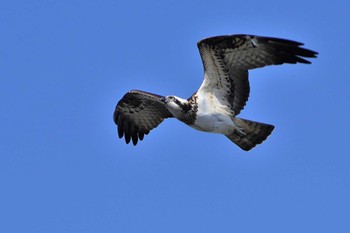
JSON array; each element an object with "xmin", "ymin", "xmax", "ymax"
[{"xmin": 226, "ymin": 118, "xmax": 275, "ymax": 151}]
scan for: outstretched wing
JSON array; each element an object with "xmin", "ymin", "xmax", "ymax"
[
  {"xmin": 113, "ymin": 90, "xmax": 173, "ymax": 145},
  {"xmin": 197, "ymin": 34, "xmax": 318, "ymax": 115}
]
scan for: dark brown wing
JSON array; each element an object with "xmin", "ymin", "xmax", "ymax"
[
  {"xmin": 197, "ymin": 34, "xmax": 318, "ymax": 115},
  {"xmin": 113, "ymin": 90, "xmax": 173, "ymax": 145}
]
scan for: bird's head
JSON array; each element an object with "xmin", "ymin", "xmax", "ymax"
[{"xmin": 161, "ymin": 95, "xmax": 191, "ymax": 117}]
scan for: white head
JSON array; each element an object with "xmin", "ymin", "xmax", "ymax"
[{"xmin": 161, "ymin": 95, "xmax": 190, "ymax": 117}]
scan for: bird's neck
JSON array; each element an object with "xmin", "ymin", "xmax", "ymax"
[{"xmin": 175, "ymin": 95, "xmax": 198, "ymax": 125}]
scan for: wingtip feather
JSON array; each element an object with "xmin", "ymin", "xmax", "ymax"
[{"xmin": 117, "ymin": 117, "xmax": 124, "ymax": 138}]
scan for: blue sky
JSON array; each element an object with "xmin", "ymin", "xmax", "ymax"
[{"xmin": 1, "ymin": 0, "xmax": 349, "ymax": 232}]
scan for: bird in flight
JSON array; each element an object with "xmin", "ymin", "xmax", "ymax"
[{"xmin": 114, "ymin": 34, "xmax": 317, "ymax": 151}]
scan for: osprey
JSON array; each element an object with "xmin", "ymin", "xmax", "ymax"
[{"xmin": 114, "ymin": 34, "xmax": 317, "ymax": 151}]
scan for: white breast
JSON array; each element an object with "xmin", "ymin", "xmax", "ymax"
[{"xmin": 191, "ymin": 91, "xmax": 236, "ymax": 135}]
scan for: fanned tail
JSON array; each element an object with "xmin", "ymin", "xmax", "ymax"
[{"xmin": 226, "ymin": 118, "xmax": 275, "ymax": 151}]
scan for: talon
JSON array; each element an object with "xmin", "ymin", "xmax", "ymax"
[{"xmin": 234, "ymin": 127, "xmax": 246, "ymax": 138}]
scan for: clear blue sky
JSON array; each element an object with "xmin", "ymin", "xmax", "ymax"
[{"xmin": 1, "ymin": 0, "xmax": 349, "ymax": 232}]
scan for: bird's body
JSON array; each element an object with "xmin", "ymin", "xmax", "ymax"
[
  {"xmin": 114, "ymin": 34, "xmax": 317, "ymax": 151},
  {"xmin": 167, "ymin": 94, "xmax": 235, "ymax": 134},
  {"xmin": 192, "ymin": 106, "xmax": 235, "ymax": 135}
]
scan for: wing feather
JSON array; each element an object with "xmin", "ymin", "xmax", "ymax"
[
  {"xmin": 197, "ymin": 34, "xmax": 318, "ymax": 115},
  {"xmin": 113, "ymin": 90, "xmax": 173, "ymax": 145}
]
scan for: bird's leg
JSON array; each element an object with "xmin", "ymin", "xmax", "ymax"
[
  {"xmin": 230, "ymin": 116, "xmax": 247, "ymax": 138},
  {"xmin": 233, "ymin": 127, "xmax": 246, "ymax": 138}
]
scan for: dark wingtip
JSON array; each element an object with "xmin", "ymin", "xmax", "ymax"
[
  {"xmin": 113, "ymin": 107, "xmax": 119, "ymax": 125},
  {"xmin": 114, "ymin": 107, "xmax": 144, "ymax": 145},
  {"xmin": 117, "ymin": 116, "xmax": 124, "ymax": 138},
  {"xmin": 118, "ymin": 127, "xmax": 124, "ymax": 139},
  {"xmin": 124, "ymin": 122, "xmax": 131, "ymax": 144},
  {"xmin": 129, "ymin": 124, "xmax": 138, "ymax": 146},
  {"xmin": 132, "ymin": 134, "xmax": 138, "ymax": 145}
]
